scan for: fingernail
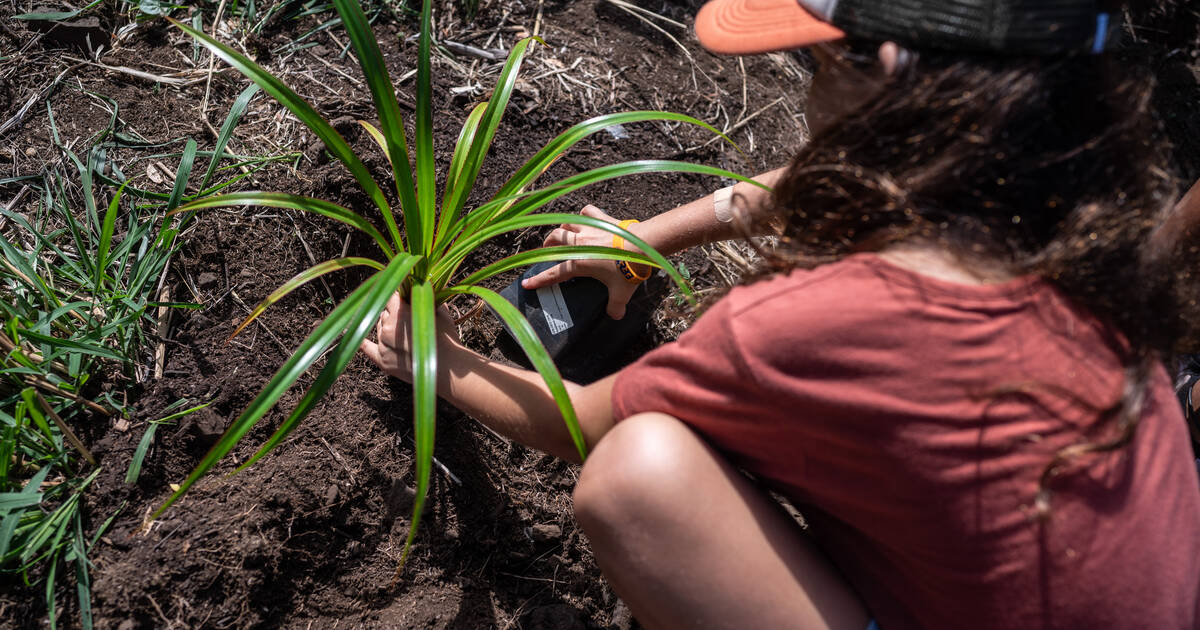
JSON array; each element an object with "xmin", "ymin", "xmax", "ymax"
[{"xmin": 521, "ymin": 279, "xmax": 531, "ymax": 288}]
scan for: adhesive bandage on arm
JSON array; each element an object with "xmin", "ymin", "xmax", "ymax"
[{"xmin": 713, "ymin": 185, "xmax": 734, "ymax": 223}]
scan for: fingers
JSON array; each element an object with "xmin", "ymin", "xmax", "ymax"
[
  {"xmin": 522, "ymin": 260, "xmax": 578, "ymax": 289},
  {"xmin": 360, "ymin": 338, "xmax": 382, "ymax": 367},
  {"xmin": 580, "ymin": 204, "xmax": 616, "ymax": 222},
  {"xmin": 542, "ymin": 227, "xmax": 579, "ymax": 248},
  {"xmin": 606, "ymin": 283, "xmax": 638, "ymax": 320},
  {"xmin": 385, "ymin": 291, "xmax": 401, "ymax": 317}
]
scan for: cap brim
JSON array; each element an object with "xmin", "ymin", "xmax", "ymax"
[{"xmin": 696, "ymin": 0, "xmax": 845, "ymax": 55}]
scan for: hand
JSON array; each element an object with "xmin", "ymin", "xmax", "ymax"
[
  {"xmin": 520, "ymin": 204, "xmax": 648, "ymax": 320},
  {"xmin": 360, "ymin": 293, "xmax": 461, "ymax": 382}
]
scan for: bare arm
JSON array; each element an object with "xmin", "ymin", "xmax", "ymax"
[
  {"xmin": 360, "ymin": 294, "xmax": 616, "ymax": 463},
  {"xmin": 521, "ymin": 167, "xmax": 786, "ymax": 319}
]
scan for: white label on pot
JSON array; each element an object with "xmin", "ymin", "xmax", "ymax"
[{"xmin": 537, "ymin": 285, "xmax": 573, "ymax": 335}]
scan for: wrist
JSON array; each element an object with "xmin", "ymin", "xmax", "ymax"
[{"xmin": 617, "ymin": 220, "xmax": 655, "ymax": 278}]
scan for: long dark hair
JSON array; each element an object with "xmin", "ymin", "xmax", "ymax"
[{"xmin": 759, "ymin": 24, "xmax": 1198, "ymax": 513}]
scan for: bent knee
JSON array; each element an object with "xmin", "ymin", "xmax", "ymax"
[{"xmin": 573, "ymin": 412, "xmax": 704, "ymax": 530}]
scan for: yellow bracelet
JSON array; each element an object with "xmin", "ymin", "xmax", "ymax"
[
  {"xmin": 616, "ymin": 259, "xmax": 652, "ymax": 284},
  {"xmin": 613, "ymin": 219, "xmax": 639, "ymax": 250}
]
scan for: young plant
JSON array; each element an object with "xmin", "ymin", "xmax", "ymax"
[{"xmin": 158, "ymin": 0, "xmax": 767, "ymax": 565}]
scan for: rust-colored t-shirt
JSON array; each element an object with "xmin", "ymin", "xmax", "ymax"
[{"xmin": 611, "ymin": 254, "xmax": 1200, "ymax": 630}]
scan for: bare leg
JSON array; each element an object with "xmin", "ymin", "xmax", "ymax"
[{"xmin": 573, "ymin": 412, "xmax": 869, "ymax": 630}]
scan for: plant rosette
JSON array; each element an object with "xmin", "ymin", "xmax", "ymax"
[{"xmin": 157, "ymin": 0, "xmax": 768, "ymax": 570}]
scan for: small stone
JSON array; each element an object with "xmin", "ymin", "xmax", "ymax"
[
  {"xmin": 25, "ymin": 147, "xmax": 37, "ymax": 157},
  {"xmin": 324, "ymin": 484, "xmax": 338, "ymax": 505},
  {"xmin": 530, "ymin": 523, "xmax": 561, "ymax": 543},
  {"xmin": 197, "ymin": 272, "xmax": 220, "ymax": 289},
  {"xmin": 117, "ymin": 619, "xmax": 137, "ymax": 630},
  {"xmin": 114, "ymin": 418, "xmax": 130, "ymax": 432}
]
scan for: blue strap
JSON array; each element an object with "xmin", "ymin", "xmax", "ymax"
[{"xmin": 1092, "ymin": 13, "xmax": 1110, "ymax": 54}]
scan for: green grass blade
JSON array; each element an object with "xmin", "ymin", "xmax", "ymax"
[
  {"xmin": 124, "ymin": 423, "xmax": 158, "ymax": 484},
  {"xmin": 171, "ymin": 192, "xmax": 395, "ymax": 258},
  {"xmin": 236, "ymin": 254, "xmax": 422, "ymax": 472},
  {"xmin": 228, "ymin": 257, "xmax": 385, "ymax": 342},
  {"xmin": 436, "ymin": 212, "xmax": 690, "ymax": 300},
  {"xmin": 453, "ymin": 245, "xmax": 656, "ymax": 288},
  {"xmin": 331, "ymin": 0, "xmax": 415, "ymax": 254},
  {"xmin": 167, "ymin": 17, "xmax": 395, "ymax": 234},
  {"xmin": 399, "ymin": 279, "xmax": 437, "ymax": 569},
  {"xmin": 94, "ymin": 182, "xmax": 127, "ymax": 291},
  {"xmin": 73, "ymin": 511, "xmax": 92, "ymax": 630},
  {"xmin": 151, "ymin": 279, "xmax": 378, "ymax": 519},
  {"xmin": 166, "ymin": 139, "xmax": 197, "ymax": 212},
  {"xmin": 200, "ymin": 84, "xmax": 260, "ymax": 190},
  {"xmin": 446, "ymin": 285, "xmax": 586, "ymax": 461},
  {"xmin": 440, "ymin": 37, "xmax": 539, "ymax": 226}
]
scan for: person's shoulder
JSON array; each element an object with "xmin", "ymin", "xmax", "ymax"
[{"xmin": 721, "ymin": 254, "xmax": 894, "ymax": 322}]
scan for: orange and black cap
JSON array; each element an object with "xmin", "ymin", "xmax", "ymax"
[{"xmin": 696, "ymin": 0, "xmax": 1122, "ymax": 56}]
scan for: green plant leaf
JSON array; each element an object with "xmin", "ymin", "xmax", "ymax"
[
  {"xmin": 399, "ymin": 279, "xmax": 437, "ymax": 569},
  {"xmin": 330, "ymin": 0, "xmax": 415, "ymax": 254},
  {"xmin": 167, "ymin": 18, "xmax": 396, "ymax": 240},
  {"xmin": 439, "ymin": 36, "xmax": 540, "ymax": 233},
  {"xmin": 442, "ymin": 159, "xmax": 767, "ymax": 257},
  {"xmin": 234, "ymin": 253, "xmax": 422, "ymax": 472},
  {"xmin": 94, "ymin": 182, "xmax": 128, "ymax": 291},
  {"xmin": 151, "ymin": 278, "xmax": 378, "ymax": 519},
  {"xmin": 166, "ymin": 139, "xmax": 197, "ymax": 212},
  {"xmin": 228, "ymin": 257, "xmax": 385, "ymax": 342},
  {"xmin": 493, "ymin": 111, "xmax": 739, "ymax": 208},
  {"xmin": 171, "ymin": 192, "xmax": 395, "ymax": 258},
  {"xmin": 124, "ymin": 423, "xmax": 158, "ymax": 485},
  {"xmin": 413, "ymin": 0, "xmax": 438, "ymax": 255},
  {"xmin": 200, "ymin": 84, "xmax": 260, "ymax": 190},
  {"xmin": 437, "ymin": 212, "xmax": 690, "ymax": 299},
  {"xmin": 451, "ymin": 245, "xmax": 656, "ymax": 288},
  {"xmin": 439, "ymin": 102, "xmax": 487, "ymax": 227},
  {"xmin": 445, "ymin": 285, "xmax": 586, "ymax": 461}
]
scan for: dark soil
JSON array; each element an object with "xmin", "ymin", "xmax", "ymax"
[
  {"xmin": 1, "ymin": 1, "xmax": 808, "ymax": 627},
  {"xmin": 2, "ymin": 1, "xmax": 1196, "ymax": 628}
]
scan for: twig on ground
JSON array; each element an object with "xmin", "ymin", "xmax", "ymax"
[
  {"xmin": 33, "ymin": 390, "xmax": 97, "ymax": 467},
  {"xmin": 687, "ymin": 96, "xmax": 786, "ymax": 151},
  {"xmin": 443, "ymin": 40, "xmax": 507, "ymax": 61},
  {"xmin": 200, "ymin": 0, "xmax": 231, "ymax": 138},
  {"xmin": 293, "ymin": 223, "xmax": 335, "ymax": 302},
  {"xmin": 0, "ymin": 64, "xmax": 81, "ymax": 138},
  {"xmin": 229, "ymin": 289, "xmax": 290, "ymax": 355}
]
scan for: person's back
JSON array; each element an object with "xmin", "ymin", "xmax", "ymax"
[{"xmin": 613, "ymin": 253, "xmax": 1200, "ymax": 628}]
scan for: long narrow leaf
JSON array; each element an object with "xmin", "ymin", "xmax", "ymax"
[
  {"xmin": 228, "ymin": 257, "xmax": 385, "ymax": 342},
  {"xmin": 413, "ymin": 0, "xmax": 436, "ymax": 255},
  {"xmin": 435, "ymin": 213, "xmax": 690, "ymax": 300},
  {"xmin": 167, "ymin": 18, "xmax": 396, "ymax": 239},
  {"xmin": 94, "ymin": 182, "xmax": 127, "ymax": 290},
  {"xmin": 442, "ymin": 160, "xmax": 767, "ymax": 258},
  {"xmin": 399, "ymin": 279, "xmax": 437, "ymax": 568},
  {"xmin": 234, "ymin": 254, "xmax": 422, "ymax": 471},
  {"xmin": 446, "ymin": 285, "xmax": 586, "ymax": 461},
  {"xmin": 200, "ymin": 84, "xmax": 260, "ymax": 190},
  {"xmin": 166, "ymin": 139, "xmax": 197, "ymax": 212},
  {"xmin": 439, "ymin": 37, "xmax": 540, "ymax": 227},
  {"xmin": 493, "ymin": 111, "xmax": 739, "ymax": 204},
  {"xmin": 171, "ymin": 192, "xmax": 395, "ymax": 258},
  {"xmin": 330, "ymin": 0, "xmax": 414, "ymax": 254},
  {"xmin": 452, "ymin": 245, "xmax": 656, "ymax": 288},
  {"xmin": 151, "ymin": 279, "xmax": 378, "ymax": 519}
]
